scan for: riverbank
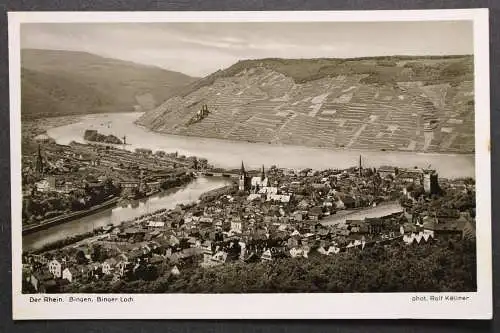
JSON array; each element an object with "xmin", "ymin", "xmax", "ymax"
[
  {"xmin": 23, "ymin": 177, "xmax": 194, "ymax": 236},
  {"xmin": 23, "ymin": 177, "xmax": 232, "ymax": 251},
  {"xmin": 23, "ymin": 178, "xmax": 230, "ymax": 253},
  {"xmin": 22, "ymin": 196, "xmax": 121, "ymax": 235},
  {"xmin": 136, "ymin": 121, "xmax": 475, "ymax": 157}
]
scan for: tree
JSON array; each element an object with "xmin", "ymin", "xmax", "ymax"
[
  {"xmin": 90, "ymin": 244, "xmax": 108, "ymax": 263},
  {"xmin": 75, "ymin": 250, "xmax": 88, "ymax": 264}
]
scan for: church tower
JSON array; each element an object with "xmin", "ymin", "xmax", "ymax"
[
  {"xmin": 239, "ymin": 161, "xmax": 248, "ymax": 191},
  {"xmin": 359, "ymin": 155, "xmax": 362, "ymax": 176},
  {"xmin": 261, "ymin": 164, "xmax": 265, "ymax": 181},
  {"xmin": 424, "ymin": 170, "xmax": 439, "ymax": 195},
  {"xmin": 35, "ymin": 144, "xmax": 44, "ymax": 176}
]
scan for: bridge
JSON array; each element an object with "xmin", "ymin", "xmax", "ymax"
[{"xmin": 196, "ymin": 171, "xmax": 240, "ymax": 179}]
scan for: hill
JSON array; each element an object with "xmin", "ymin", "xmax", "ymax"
[
  {"xmin": 137, "ymin": 56, "xmax": 474, "ymax": 153},
  {"xmin": 21, "ymin": 49, "xmax": 197, "ymax": 119}
]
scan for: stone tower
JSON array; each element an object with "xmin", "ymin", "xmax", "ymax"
[{"xmin": 424, "ymin": 170, "xmax": 439, "ymax": 195}]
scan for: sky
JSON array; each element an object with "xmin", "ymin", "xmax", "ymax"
[{"xmin": 20, "ymin": 21, "xmax": 473, "ymax": 77}]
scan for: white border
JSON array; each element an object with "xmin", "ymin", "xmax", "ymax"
[{"xmin": 9, "ymin": 9, "xmax": 491, "ymax": 320}]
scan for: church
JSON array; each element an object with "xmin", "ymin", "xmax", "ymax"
[{"xmin": 239, "ymin": 162, "xmax": 268, "ymax": 193}]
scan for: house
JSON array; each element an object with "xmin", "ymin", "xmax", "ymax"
[
  {"xmin": 251, "ymin": 176, "xmax": 269, "ymax": 190},
  {"xmin": 116, "ymin": 261, "xmax": 134, "ymax": 277},
  {"xmin": 169, "ymin": 235, "xmax": 180, "ymax": 247},
  {"xmin": 346, "ymin": 220, "xmax": 368, "ymax": 234},
  {"xmin": 403, "ymin": 231, "xmax": 432, "ymax": 245},
  {"xmin": 247, "ymin": 193, "xmax": 261, "ymax": 201},
  {"xmin": 426, "ymin": 216, "xmax": 475, "ymax": 239},
  {"xmin": 146, "ymin": 181, "xmax": 162, "ymax": 192},
  {"xmin": 335, "ymin": 195, "xmax": 355, "ymax": 209},
  {"xmin": 35, "ymin": 179, "xmax": 53, "ymax": 193},
  {"xmin": 378, "ymin": 166, "xmax": 397, "ymax": 178},
  {"xmin": 170, "ymin": 265, "xmax": 181, "ymax": 276},
  {"xmin": 267, "ymin": 194, "xmax": 291, "ymax": 203},
  {"xmin": 199, "ymin": 216, "xmax": 214, "ymax": 225},
  {"xmin": 318, "ymin": 245, "xmax": 341, "ymax": 255},
  {"xmin": 365, "ymin": 218, "xmax": 385, "ymax": 234},
  {"xmin": 258, "ymin": 186, "xmax": 278, "ymax": 195},
  {"xmin": 30, "ymin": 270, "xmax": 54, "ymax": 292},
  {"xmin": 292, "ymin": 211, "xmax": 303, "ymax": 222},
  {"xmin": 147, "ymin": 221, "xmax": 165, "ymax": 229},
  {"xmin": 212, "ymin": 251, "xmax": 228, "ymax": 265},
  {"xmin": 287, "ymin": 236, "xmax": 300, "ymax": 249},
  {"xmin": 48, "ymin": 259, "xmax": 62, "ymax": 278},
  {"xmin": 261, "ymin": 249, "xmax": 273, "ymax": 262},
  {"xmin": 289, "ymin": 247, "xmax": 309, "ymax": 258},
  {"xmin": 297, "ymin": 199, "xmax": 310, "ymax": 210},
  {"xmin": 230, "ymin": 219, "xmax": 243, "ymax": 233},
  {"xmin": 129, "ymin": 248, "xmax": 146, "ymax": 261},
  {"xmin": 102, "ymin": 258, "xmax": 118, "ymax": 275},
  {"xmin": 120, "ymin": 180, "xmax": 140, "ymax": 189},
  {"xmin": 201, "ymin": 250, "xmax": 228, "ymax": 267},
  {"xmin": 398, "ymin": 168, "xmax": 424, "ymax": 184},
  {"xmin": 62, "ymin": 267, "xmax": 80, "ymax": 283},
  {"xmin": 308, "ymin": 206, "xmax": 323, "ymax": 221},
  {"xmin": 326, "ymin": 245, "xmax": 341, "ymax": 255}
]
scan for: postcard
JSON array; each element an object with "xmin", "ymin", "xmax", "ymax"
[{"xmin": 10, "ymin": 9, "xmax": 491, "ymax": 319}]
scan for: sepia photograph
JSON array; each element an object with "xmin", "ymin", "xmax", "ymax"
[{"xmin": 10, "ymin": 10, "xmax": 491, "ymax": 319}]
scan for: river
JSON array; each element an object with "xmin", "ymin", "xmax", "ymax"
[
  {"xmin": 46, "ymin": 112, "xmax": 475, "ymax": 179},
  {"xmin": 23, "ymin": 176, "xmax": 232, "ymax": 251},
  {"xmin": 320, "ymin": 202, "xmax": 403, "ymax": 226},
  {"xmin": 28, "ymin": 112, "xmax": 474, "ymax": 249}
]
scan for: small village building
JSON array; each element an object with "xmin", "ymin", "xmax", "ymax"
[
  {"xmin": 378, "ymin": 166, "xmax": 397, "ymax": 178},
  {"xmin": 62, "ymin": 267, "xmax": 80, "ymax": 283},
  {"xmin": 30, "ymin": 270, "xmax": 56, "ymax": 293},
  {"xmin": 267, "ymin": 193, "xmax": 291, "ymax": 203},
  {"xmin": 34, "ymin": 133, "xmax": 54, "ymax": 144},
  {"xmin": 102, "ymin": 258, "xmax": 118, "ymax": 275},
  {"xmin": 230, "ymin": 218, "xmax": 243, "ymax": 233},
  {"xmin": 336, "ymin": 195, "xmax": 356, "ymax": 209},
  {"xmin": 261, "ymin": 249, "xmax": 273, "ymax": 262},
  {"xmin": 48, "ymin": 259, "xmax": 62, "ymax": 278},
  {"xmin": 35, "ymin": 177, "xmax": 56, "ymax": 192},
  {"xmin": 171, "ymin": 265, "xmax": 181, "ymax": 276},
  {"xmin": 147, "ymin": 221, "xmax": 165, "ymax": 229}
]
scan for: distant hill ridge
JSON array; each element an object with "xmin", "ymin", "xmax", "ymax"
[
  {"xmin": 137, "ymin": 55, "xmax": 474, "ymax": 153},
  {"xmin": 21, "ymin": 49, "xmax": 197, "ymax": 119}
]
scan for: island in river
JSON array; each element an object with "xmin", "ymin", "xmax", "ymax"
[{"xmin": 83, "ymin": 129, "xmax": 123, "ymax": 144}]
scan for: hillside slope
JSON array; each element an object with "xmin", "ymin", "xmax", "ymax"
[
  {"xmin": 21, "ymin": 49, "xmax": 197, "ymax": 119},
  {"xmin": 137, "ymin": 56, "xmax": 474, "ymax": 153}
]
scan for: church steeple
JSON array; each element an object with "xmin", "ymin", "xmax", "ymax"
[
  {"xmin": 239, "ymin": 161, "xmax": 248, "ymax": 192},
  {"xmin": 36, "ymin": 144, "xmax": 44, "ymax": 176},
  {"xmin": 240, "ymin": 161, "xmax": 246, "ymax": 175},
  {"xmin": 261, "ymin": 164, "xmax": 265, "ymax": 180},
  {"xmin": 359, "ymin": 155, "xmax": 362, "ymax": 176}
]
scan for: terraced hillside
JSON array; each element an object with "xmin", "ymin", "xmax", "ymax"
[{"xmin": 137, "ymin": 56, "xmax": 474, "ymax": 153}]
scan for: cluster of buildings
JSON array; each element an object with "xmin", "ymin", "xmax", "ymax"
[
  {"xmin": 21, "ymin": 140, "xmax": 202, "ymax": 226},
  {"xmin": 22, "ymin": 157, "xmax": 476, "ymax": 293}
]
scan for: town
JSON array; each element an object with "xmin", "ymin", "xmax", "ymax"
[
  {"xmin": 22, "ymin": 135, "xmax": 207, "ymax": 232},
  {"xmin": 21, "ymin": 138, "xmax": 476, "ymax": 293}
]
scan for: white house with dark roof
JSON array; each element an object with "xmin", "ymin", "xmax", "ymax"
[{"xmin": 48, "ymin": 259, "xmax": 62, "ymax": 278}]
